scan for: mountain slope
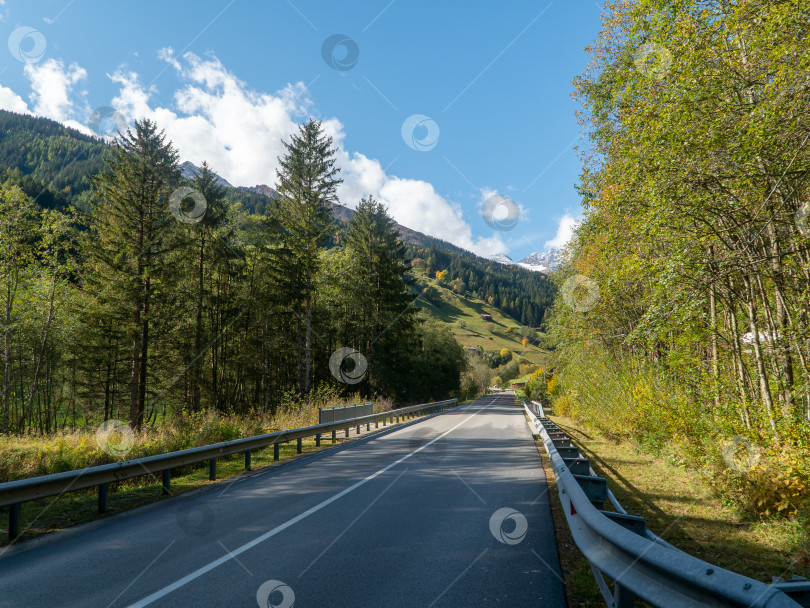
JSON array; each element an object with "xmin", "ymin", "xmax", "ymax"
[
  {"xmin": 0, "ymin": 110, "xmax": 556, "ymax": 326},
  {"xmin": 412, "ymin": 273, "xmax": 548, "ymax": 366}
]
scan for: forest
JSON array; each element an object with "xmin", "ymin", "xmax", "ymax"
[
  {"xmin": 549, "ymin": 0, "xmax": 810, "ymax": 518},
  {"xmin": 0, "ymin": 117, "xmax": 471, "ymax": 435}
]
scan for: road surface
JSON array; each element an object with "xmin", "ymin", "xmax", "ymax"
[{"xmin": 0, "ymin": 393, "xmax": 564, "ymax": 607}]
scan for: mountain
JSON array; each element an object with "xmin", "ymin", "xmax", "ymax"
[
  {"xmin": 487, "ymin": 249, "xmax": 564, "ymax": 274},
  {"xmin": 179, "ymin": 161, "xmax": 233, "ymax": 187},
  {"xmin": 488, "ymin": 253, "xmax": 516, "ymax": 266},
  {"xmin": 239, "ymin": 184, "xmax": 278, "ymax": 199},
  {"xmin": 0, "ymin": 110, "xmax": 556, "ymax": 325},
  {"xmin": 518, "ymin": 248, "xmax": 564, "ymax": 272}
]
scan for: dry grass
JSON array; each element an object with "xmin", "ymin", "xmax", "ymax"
[
  {"xmin": 0, "ymin": 396, "xmax": 402, "ymax": 545},
  {"xmin": 548, "ymin": 414, "xmax": 810, "ymax": 584}
]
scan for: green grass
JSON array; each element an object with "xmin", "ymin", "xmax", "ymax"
[
  {"xmin": 546, "ymin": 414, "xmax": 810, "ymax": 591},
  {"xmin": 415, "ymin": 275, "xmax": 548, "ymax": 366}
]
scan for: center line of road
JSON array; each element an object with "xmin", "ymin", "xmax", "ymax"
[{"xmin": 126, "ymin": 399, "xmax": 497, "ymax": 607}]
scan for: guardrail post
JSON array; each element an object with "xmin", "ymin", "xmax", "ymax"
[
  {"xmin": 615, "ymin": 583, "xmax": 636, "ymax": 608},
  {"xmin": 331, "ymin": 430, "xmax": 336, "ymax": 443},
  {"xmin": 375, "ymin": 419, "xmax": 379, "ymax": 428},
  {"xmin": 345, "ymin": 427, "xmax": 349, "ymax": 438},
  {"xmin": 98, "ymin": 483, "xmax": 108, "ymax": 513},
  {"xmin": 366, "ymin": 422, "xmax": 370, "ymax": 431},
  {"xmin": 209, "ymin": 458, "xmax": 216, "ymax": 481},
  {"xmin": 245, "ymin": 450, "xmax": 251, "ymax": 471},
  {"xmin": 297, "ymin": 438, "xmax": 302, "ymax": 454},
  {"xmin": 274, "ymin": 443, "xmax": 280, "ymax": 461},
  {"xmin": 356, "ymin": 423, "xmax": 360, "ymax": 434},
  {"xmin": 9, "ymin": 503, "xmax": 20, "ymax": 540},
  {"xmin": 315, "ymin": 433, "xmax": 321, "ymax": 447},
  {"xmin": 162, "ymin": 470, "xmax": 171, "ymax": 495}
]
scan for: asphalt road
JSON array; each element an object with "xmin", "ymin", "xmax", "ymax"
[{"xmin": 0, "ymin": 393, "xmax": 564, "ymax": 607}]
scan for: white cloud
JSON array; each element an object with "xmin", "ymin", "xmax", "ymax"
[
  {"xmin": 24, "ymin": 58, "xmax": 91, "ymax": 133},
  {"xmin": 0, "ymin": 49, "xmax": 509, "ymax": 257},
  {"xmin": 544, "ymin": 213, "xmax": 578, "ymax": 249},
  {"xmin": 0, "ymin": 84, "xmax": 29, "ymax": 114},
  {"xmin": 110, "ymin": 51, "xmax": 309, "ymax": 188}
]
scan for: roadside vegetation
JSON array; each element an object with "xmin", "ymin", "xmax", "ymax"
[
  {"xmin": 546, "ymin": 0, "xmax": 810, "ymax": 530},
  {"xmin": 0, "ymin": 118, "xmax": 471, "ymax": 442},
  {"xmin": 0, "ymin": 389, "xmax": 385, "ymax": 483},
  {"xmin": 0, "ymin": 393, "xmax": 403, "ymax": 545},
  {"xmin": 536, "ymin": 414, "xmax": 809, "ymax": 608}
]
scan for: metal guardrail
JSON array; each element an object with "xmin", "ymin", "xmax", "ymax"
[
  {"xmin": 318, "ymin": 402, "xmax": 372, "ymax": 424},
  {"xmin": 525, "ymin": 400, "xmax": 545, "ymax": 418},
  {"xmin": 523, "ymin": 404, "xmax": 808, "ymax": 608},
  {"xmin": 0, "ymin": 398, "xmax": 457, "ymax": 541}
]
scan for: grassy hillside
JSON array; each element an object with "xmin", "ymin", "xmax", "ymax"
[{"xmin": 414, "ymin": 274, "xmax": 549, "ymax": 367}]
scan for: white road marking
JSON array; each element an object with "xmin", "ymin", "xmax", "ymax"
[{"xmin": 126, "ymin": 399, "xmax": 498, "ymax": 607}]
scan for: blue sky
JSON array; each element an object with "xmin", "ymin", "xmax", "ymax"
[{"xmin": 0, "ymin": 1, "xmax": 602, "ymax": 260}]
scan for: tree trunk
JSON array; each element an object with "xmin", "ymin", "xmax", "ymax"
[
  {"xmin": 192, "ymin": 233, "xmax": 205, "ymax": 411},
  {"xmin": 744, "ymin": 276, "xmax": 778, "ymax": 436},
  {"xmin": 129, "ymin": 293, "xmax": 142, "ymax": 431},
  {"xmin": 304, "ymin": 267, "xmax": 312, "ymax": 395},
  {"xmin": 138, "ymin": 275, "xmax": 150, "ymax": 429},
  {"xmin": 2, "ymin": 278, "xmax": 13, "ymax": 433}
]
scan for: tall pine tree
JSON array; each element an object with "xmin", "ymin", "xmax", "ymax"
[
  {"xmin": 86, "ymin": 120, "xmax": 180, "ymax": 430},
  {"xmin": 273, "ymin": 120, "xmax": 341, "ymax": 395}
]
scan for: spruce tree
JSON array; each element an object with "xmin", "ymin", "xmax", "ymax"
[
  {"xmin": 273, "ymin": 120, "xmax": 341, "ymax": 395},
  {"xmin": 184, "ymin": 162, "xmax": 226, "ymax": 411},
  {"xmin": 86, "ymin": 119, "xmax": 180, "ymax": 430},
  {"xmin": 342, "ymin": 196, "xmax": 415, "ymax": 395}
]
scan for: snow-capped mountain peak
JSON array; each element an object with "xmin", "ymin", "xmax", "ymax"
[
  {"xmin": 518, "ymin": 248, "xmax": 564, "ymax": 272},
  {"xmin": 488, "ymin": 253, "xmax": 515, "ymax": 265}
]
